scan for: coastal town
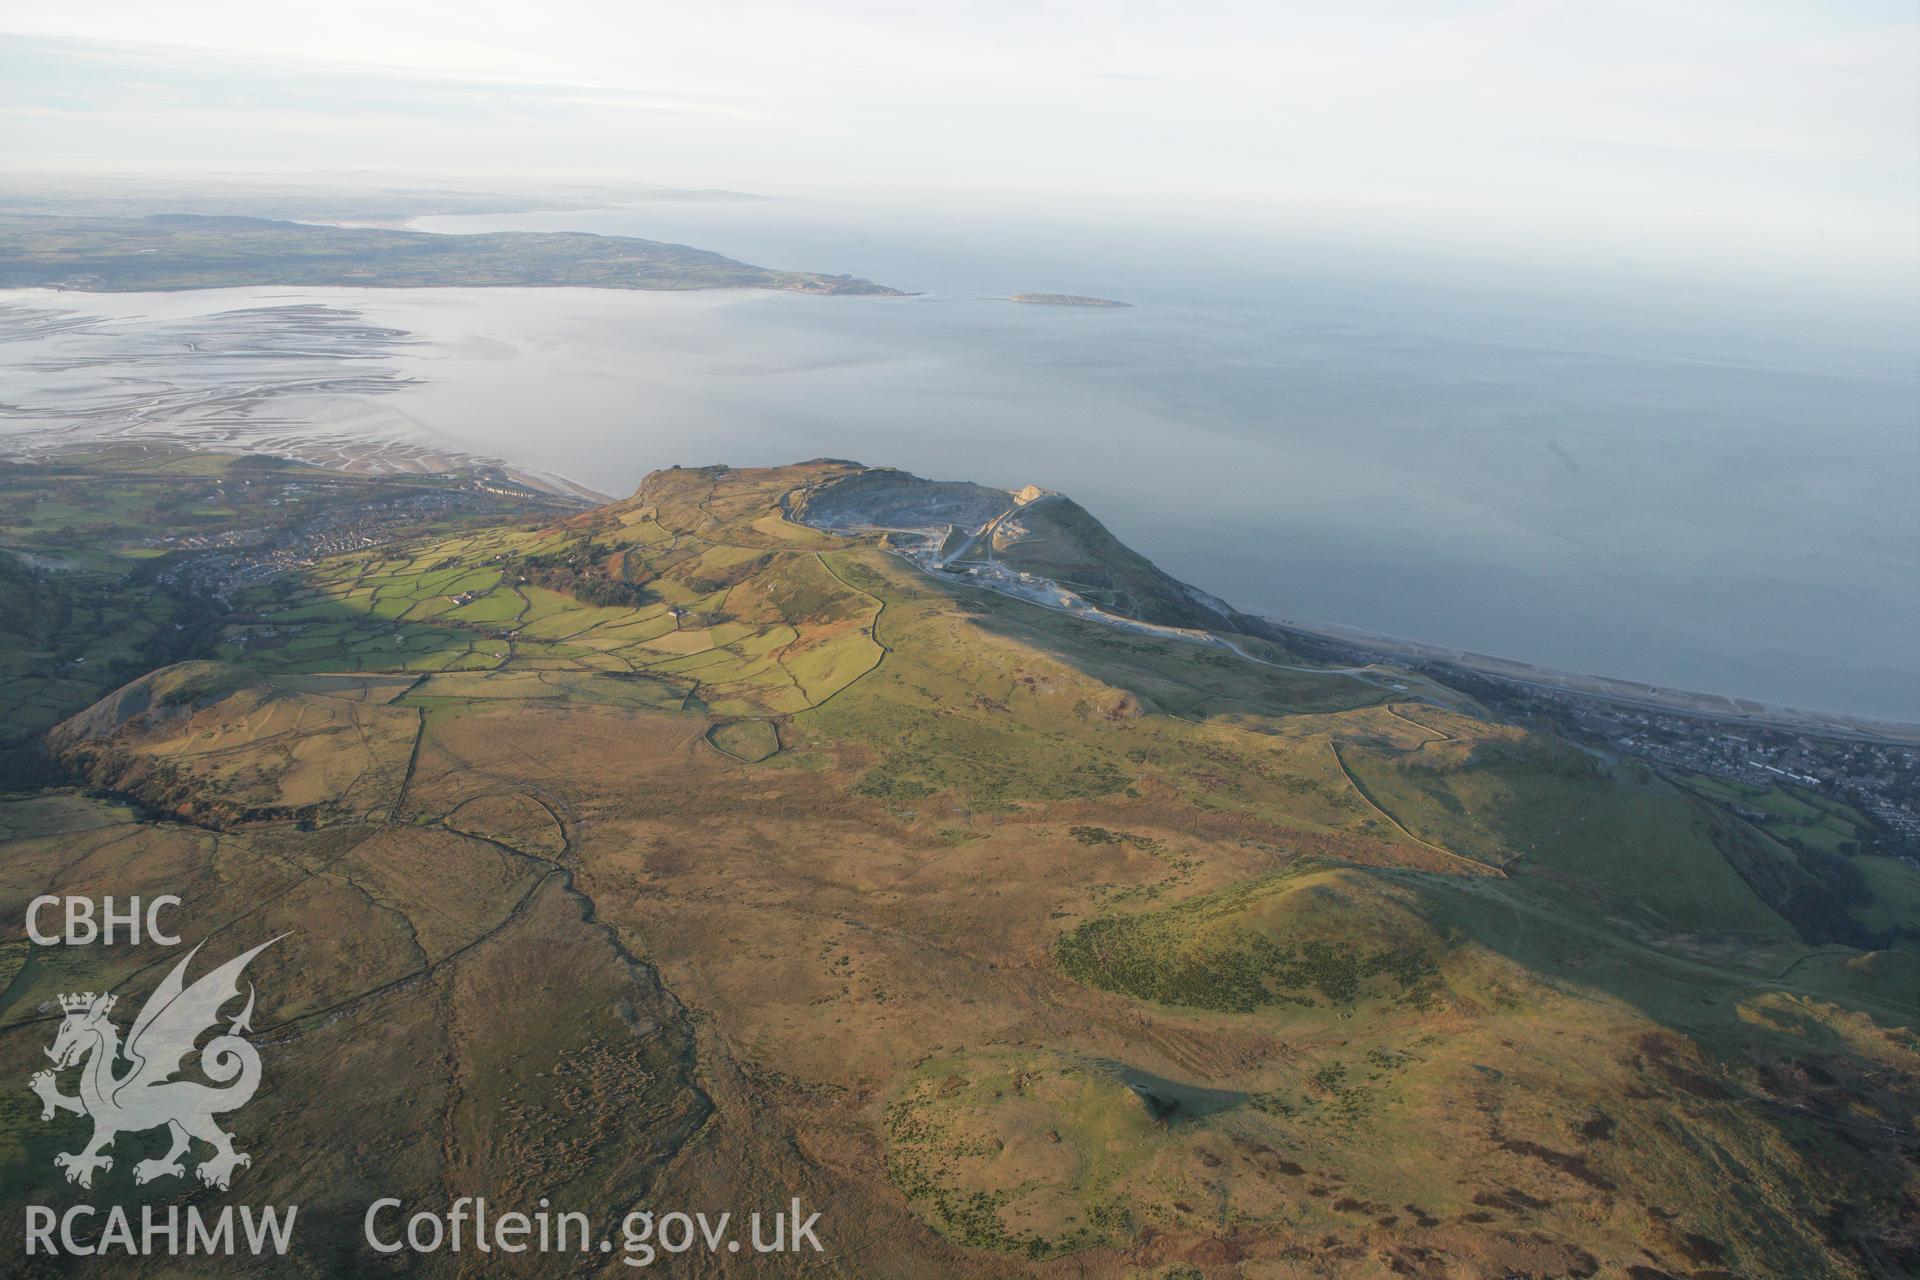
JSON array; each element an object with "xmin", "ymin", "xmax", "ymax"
[
  {"xmin": 147, "ymin": 469, "xmax": 583, "ymax": 603},
  {"xmin": 1438, "ymin": 665, "xmax": 1920, "ymax": 852}
]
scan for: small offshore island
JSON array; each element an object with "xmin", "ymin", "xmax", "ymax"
[{"xmin": 1010, "ymin": 292, "xmax": 1131, "ymax": 307}]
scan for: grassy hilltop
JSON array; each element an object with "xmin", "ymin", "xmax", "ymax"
[{"xmin": 0, "ymin": 454, "xmax": 1914, "ymax": 1277}]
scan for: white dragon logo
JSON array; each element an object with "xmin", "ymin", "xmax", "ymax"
[{"xmin": 28, "ymin": 936, "xmax": 282, "ymax": 1191}]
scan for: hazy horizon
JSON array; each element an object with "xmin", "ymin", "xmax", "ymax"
[
  {"xmin": 5, "ymin": 1, "xmax": 1917, "ymax": 301},
  {"xmin": 1, "ymin": 2, "xmax": 1915, "ymax": 720}
]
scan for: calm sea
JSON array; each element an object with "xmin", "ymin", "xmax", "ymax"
[{"xmin": 8, "ymin": 198, "xmax": 1918, "ymax": 719}]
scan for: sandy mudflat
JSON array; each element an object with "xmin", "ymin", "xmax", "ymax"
[{"xmin": 0, "ymin": 292, "xmax": 581, "ymax": 491}]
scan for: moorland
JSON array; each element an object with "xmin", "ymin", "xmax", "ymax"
[{"xmin": 0, "ymin": 449, "xmax": 1913, "ymax": 1277}]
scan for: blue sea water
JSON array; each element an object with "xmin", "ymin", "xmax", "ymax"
[
  {"xmin": 12, "ymin": 195, "xmax": 1908, "ymax": 720},
  {"xmin": 394, "ymin": 200, "xmax": 1919, "ymax": 721}
]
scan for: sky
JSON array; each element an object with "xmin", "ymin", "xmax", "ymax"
[{"xmin": 2, "ymin": 1, "xmax": 1916, "ymax": 289}]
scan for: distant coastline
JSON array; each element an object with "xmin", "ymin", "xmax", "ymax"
[{"xmin": 0, "ymin": 213, "xmax": 901, "ymax": 297}]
